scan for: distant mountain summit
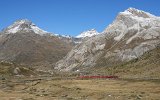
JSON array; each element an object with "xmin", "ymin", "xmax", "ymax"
[
  {"xmin": 2, "ymin": 19, "xmax": 50, "ymax": 36},
  {"xmin": 76, "ymin": 29, "xmax": 100, "ymax": 38}
]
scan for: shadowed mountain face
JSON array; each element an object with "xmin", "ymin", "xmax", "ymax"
[
  {"xmin": 55, "ymin": 8, "xmax": 160, "ymax": 72},
  {"xmin": 0, "ymin": 20, "xmax": 73, "ymax": 70}
]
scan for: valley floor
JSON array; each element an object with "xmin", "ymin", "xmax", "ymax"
[{"xmin": 0, "ymin": 77, "xmax": 160, "ymax": 100}]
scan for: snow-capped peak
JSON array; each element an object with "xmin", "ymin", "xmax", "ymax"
[
  {"xmin": 76, "ymin": 29, "xmax": 100, "ymax": 38},
  {"xmin": 104, "ymin": 8, "xmax": 160, "ymax": 42},
  {"xmin": 3, "ymin": 19, "xmax": 49, "ymax": 36},
  {"xmin": 120, "ymin": 7, "xmax": 156, "ymax": 18}
]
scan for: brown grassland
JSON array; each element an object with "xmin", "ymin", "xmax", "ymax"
[{"xmin": 0, "ymin": 77, "xmax": 160, "ymax": 100}]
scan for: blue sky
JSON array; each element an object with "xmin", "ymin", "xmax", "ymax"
[{"xmin": 0, "ymin": 0, "xmax": 159, "ymax": 36}]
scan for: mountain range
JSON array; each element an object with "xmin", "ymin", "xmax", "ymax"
[{"xmin": 0, "ymin": 8, "xmax": 160, "ymax": 78}]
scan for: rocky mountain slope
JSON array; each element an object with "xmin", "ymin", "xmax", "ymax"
[
  {"xmin": 114, "ymin": 44, "xmax": 160, "ymax": 79},
  {"xmin": 0, "ymin": 19, "xmax": 73, "ymax": 71},
  {"xmin": 55, "ymin": 8, "xmax": 160, "ymax": 72},
  {"xmin": 84, "ymin": 44, "xmax": 160, "ymax": 78}
]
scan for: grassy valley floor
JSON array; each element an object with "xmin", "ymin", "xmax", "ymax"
[{"xmin": 0, "ymin": 77, "xmax": 160, "ymax": 100}]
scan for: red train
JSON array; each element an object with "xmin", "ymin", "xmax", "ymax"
[{"xmin": 78, "ymin": 76, "xmax": 118, "ymax": 79}]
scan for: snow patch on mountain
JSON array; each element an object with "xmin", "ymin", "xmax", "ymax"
[
  {"xmin": 76, "ymin": 29, "xmax": 100, "ymax": 38},
  {"xmin": 7, "ymin": 25, "xmax": 20, "ymax": 33},
  {"xmin": 31, "ymin": 24, "xmax": 48, "ymax": 35}
]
